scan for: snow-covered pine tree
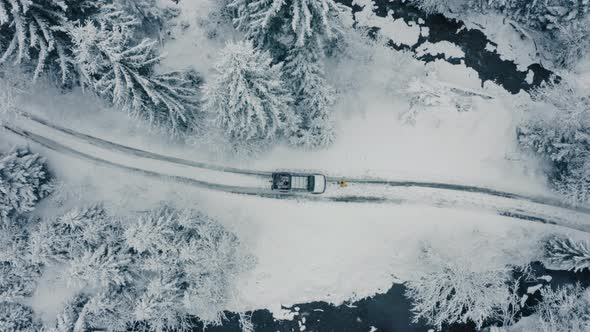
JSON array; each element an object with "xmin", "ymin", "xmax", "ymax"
[
  {"xmin": 0, "ymin": 301, "xmax": 41, "ymax": 332},
  {"xmin": 228, "ymin": 1, "xmax": 344, "ymax": 148},
  {"xmin": 32, "ymin": 206, "xmax": 136, "ymax": 331},
  {"xmin": 124, "ymin": 205, "xmax": 254, "ymax": 325},
  {"xmin": 544, "ymin": 236, "xmax": 590, "ymax": 272},
  {"xmin": 202, "ymin": 40, "xmax": 295, "ymax": 151},
  {"xmin": 48, "ymin": 289, "xmax": 135, "ymax": 332},
  {"xmin": 0, "ymin": 217, "xmax": 41, "ymax": 302},
  {"xmin": 0, "ymin": 0, "xmax": 70, "ymax": 81},
  {"xmin": 284, "ymin": 41, "xmax": 335, "ymax": 148},
  {"xmin": 69, "ymin": 6, "xmax": 201, "ymax": 134},
  {"xmin": 516, "ymin": 79, "xmax": 590, "ymax": 205},
  {"xmin": 34, "ymin": 204, "xmax": 253, "ymax": 330},
  {"xmin": 66, "ymin": 244, "xmax": 133, "ymax": 289},
  {"xmin": 228, "ymin": 0, "xmax": 346, "ymax": 52},
  {"xmin": 50, "ymin": 293, "xmax": 92, "ymax": 332},
  {"xmin": 551, "ymin": 19, "xmax": 590, "ymax": 70},
  {"xmin": 0, "ymin": 148, "xmax": 53, "ymax": 219},
  {"xmin": 115, "ymin": 0, "xmax": 179, "ymax": 38},
  {"xmin": 82, "ymin": 290, "xmax": 135, "ymax": 332},
  {"xmin": 28, "ymin": 204, "xmax": 116, "ymax": 265},
  {"xmin": 133, "ymin": 275, "xmax": 188, "ymax": 332}
]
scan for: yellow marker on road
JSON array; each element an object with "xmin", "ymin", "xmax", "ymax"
[{"xmin": 339, "ymin": 180, "xmax": 348, "ymax": 188}]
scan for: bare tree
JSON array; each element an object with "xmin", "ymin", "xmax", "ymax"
[{"xmin": 536, "ymin": 284, "xmax": 590, "ymax": 332}]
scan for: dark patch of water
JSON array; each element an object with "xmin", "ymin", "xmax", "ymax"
[
  {"xmin": 195, "ymin": 284, "xmax": 472, "ymax": 332},
  {"xmin": 343, "ymin": 0, "xmax": 557, "ymax": 94},
  {"xmin": 194, "ymin": 262, "xmax": 589, "ymax": 332}
]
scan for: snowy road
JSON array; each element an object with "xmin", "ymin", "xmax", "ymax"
[{"xmin": 4, "ymin": 112, "xmax": 590, "ymax": 232}]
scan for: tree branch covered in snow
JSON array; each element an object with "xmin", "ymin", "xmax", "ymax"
[
  {"xmin": 0, "ymin": 0, "xmax": 71, "ymax": 81},
  {"xmin": 517, "ymin": 79, "xmax": 590, "ymax": 205},
  {"xmin": 404, "ymin": 247, "xmax": 521, "ymax": 330},
  {"xmin": 543, "ymin": 236, "xmax": 590, "ymax": 272},
  {"xmin": 535, "ymin": 284, "xmax": 590, "ymax": 332},
  {"xmin": 0, "ymin": 301, "xmax": 41, "ymax": 332},
  {"xmin": 228, "ymin": 0, "xmax": 346, "ymax": 51},
  {"xmin": 284, "ymin": 40, "xmax": 335, "ymax": 148},
  {"xmin": 69, "ymin": 5, "xmax": 201, "ymax": 134}
]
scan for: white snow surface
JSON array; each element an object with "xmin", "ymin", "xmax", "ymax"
[
  {"xmin": 354, "ymin": 6, "xmax": 421, "ymax": 47},
  {"xmin": 527, "ymin": 284, "xmax": 543, "ymax": 295},
  {"xmin": 4, "ymin": 139, "xmax": 584, "ymax": 315},
  {"xmin": 415, "ymin": 41, "xmax": 465, "ymax": 59},
  {"xmin": 461, "ymin": 14, "xmax": 540, "ymax": 72},
  {"xmin": 2, "ymin": 0, "xmax": 590, "ymax": 322},
  {"xmin": 5, "ymin": 115, "xmax": 590, "ymax": 318}
]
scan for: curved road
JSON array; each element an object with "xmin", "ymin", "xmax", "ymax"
[{"xmin": 4, "ymin": 112, "xmax": 590, "ymax": 232}]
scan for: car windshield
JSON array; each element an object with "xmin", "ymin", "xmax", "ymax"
[{"xmin": 307, "ymin": 176, "xmax": 315, "ymax": 191}]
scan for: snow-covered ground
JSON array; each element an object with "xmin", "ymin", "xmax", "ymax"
[
  {"xmin": 7, "ymin": 40, "xmax": 551, "ymax": 198},
  {"xmin": 7, "ymin": 114, "xmax": 590, "ymax": 232},
  {"xmin": 460, "ymin": 13, "xmax": 542, "ymax": 72},
  {"xmin": 4, "ymin": 124, "xmax": 586, "ymax": 316},
  {"xmin": 2, "ymin": 0, "xmax": 590, "ymax": 323}
]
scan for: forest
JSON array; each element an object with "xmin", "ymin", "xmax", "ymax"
[{"xmin": 1, "ymin": 0, "xmax": 590, "ymax": 331}]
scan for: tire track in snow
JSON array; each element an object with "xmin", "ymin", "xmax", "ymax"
[
  {"xmin": 1, "ymin": 124, "xmax": 395, "ymax": 204},
  {"xmin": 4, "ymin": 119, "xmax": 590, "ymax": 232},
  {"xmin": 15, "ymin": 111, "xmax": 590, "ymax": 215},
  {"xmin": 14, "ymin": 110, "xmax": 272, "ymax": 178}
]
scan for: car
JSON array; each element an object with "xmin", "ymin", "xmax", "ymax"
[{"xmin": 271, "ymin": 172, "xmax": 326, "ymax": 194}]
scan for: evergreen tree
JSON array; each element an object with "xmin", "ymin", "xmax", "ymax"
[
  {"xmin": 0, "ymin": 0, "xmax": 200, "ymax": 134},
  {"xmin": 66, "ymin": 244, "xmax": 132, "ymax": 289},
  {"xmin": 517, "ymin": 79, "xmax": 590, "ymax": 205},
  {"xmin": 0, "ymin": 148, "xmax": 53, "ymax": 219},
  {"xmin": 124, "ymin": 205, "xmax": 253, "ymax": 325},
  {"xmin": 69, "ymin": 6, "xmax": 201, "ymax": 134},
  {"xmin": 133, "ymin": 276, "xmax": 188, "ymax": 332},
  {"xmin": 284, "ymin": 40, "xmax": 335, "ymax": 147},
  {"xmin": 202, "ymin": 40, "xmax": 295, "ymax": 151},
  {"xmin": 228, "ymin": 1, "xmax": 344, "ymax": 148},
  {"xmin": 0, "ymin": 302, "xmax": 41, "ymax": 332},
  {"xmin": 228, "ymin": 0, "xmax": 345, "ymax": 51},
  {"xmin": 34, "ymin": 204, "xmax": 253, "ymax": 330},
  {"xmin": 48, "ymin": 291, "xmax": 133, "ymax": 332},
  {"xmin": 544, "ymin": 236, "xmax": 590, "ymax": 272},
  {"xmin": 0, "ymin": 0, "xmax": 70, "ymax": 81},
  {"xmin": 551, "ymin": 19, "xmax": 590, "ymax": 70},
  {"xmin": 0, "ymin": 218, "xmax": 41, "ymax": 302},
  {"xmin": 50, "ymin": 293, "xmax": 92, "ymax": 332},
  {"xmin": 28, "ymin": 204, "xmax": 116, "ymax": 264},
  {"xmin": 114, "ymin": 0, "xmax": 180, "ymax": 38}
]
